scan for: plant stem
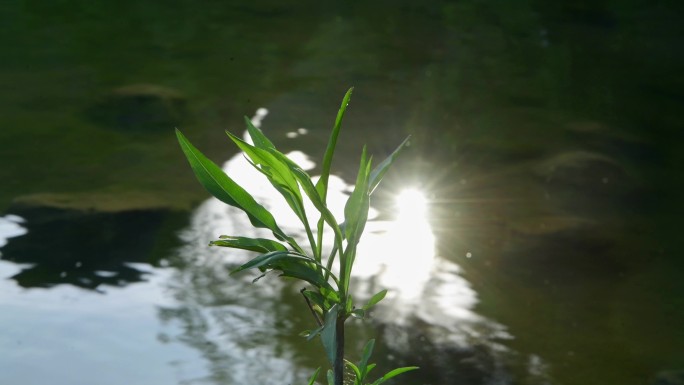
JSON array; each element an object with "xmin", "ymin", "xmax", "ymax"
[{"xmin": 334, "ymin": 315, "xmax": 345, "ymax": 385}]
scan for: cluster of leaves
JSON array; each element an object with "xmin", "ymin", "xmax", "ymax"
[{"xmin": 176, "ymin": 88, "xmax": 416, "ymax": 385}]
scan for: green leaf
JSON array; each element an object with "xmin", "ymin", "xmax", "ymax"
[
  {"xmin": 175, "ymin": 129, "xmax": 291, "ymax": 240},
  {"xmin": 320, "ymin": 286, "xmax": 341, "ymax": 303},
  {"xmin": 344, "ymin": 360, "xmax": 362, "ymax": 384},
  {"xmin": 231, "ymin": 251, "xmax": 310, "ymax": 274},
  {"xmin": 209, "ymin": 236, "xmax": 287, "ymax": 253},
  {"xmin": 305, "ymin": 325, "xmax": 324, "ymax": 341},
  {"xmin": 370, "ymin": 366, "xmax": 419, "ymax": 385},
  {"xmin": 344, "ymin": 146, "xmax": 372, "ymax": 244},
  {"xmin": 280, "ymin": 158, "xmax": 343, "ymax": 243},
  {"xmin": 243, "ymin": 116, "xmax": 276, "ymax": 150},
  {"xmin": 307, "ymin": 367, "xmax": 321, "ymax": 385},
  {"xmin": 345, "ymin": 294, "xmax": 354, "ymax": 314},
  {"xmin": 316, "ymin": 87, "xmax": 353, "ymax": 203},
  {"xmin": 350, "ymin": 309, "xmax": 365, "ymax": 319},
  {"xmin": 363, "ymin": 289, "xmax": 387, "ymax": 310},
  {"xmin": 226, "ymin": 131, "xmax": 307, "ymax": 223},
  {"xmin": 326, "ymin": 369, "xmax": 334, "ymax": 385},
  {"xmin": 321, "ymin": 304, "xmax": 339, "ymax": 365},
  {"xmin": 302, "ymin": 289, "xmax": 326, "ymax": 308},
  {"xmin": 278, "ymin": 261, "xmax": 336, "ymax": 291},
  {"xmin": 341, "ymin": 148, "xmax": 372, "ymax": 292},
  {"xmin": 369, "ymin": 136, "xmax": 411, "ymax": 195},
  {"xmin": 358, "ymin": 339, "xmax": 375, "ymax": 378},
  {"xmin": 231, "ymin": 249, "xmax": 339, "ymax": 289}
]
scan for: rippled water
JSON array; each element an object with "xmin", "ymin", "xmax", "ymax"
[
  {"xmin": 0, "ymin": 111, "xmax": 545, "ymax": 385},
  {"xmin": 162, "ymin": 111, "xmax": 528, "ymax": 384},
  {"xmin": 1, "ymin": 2, "xmax": 683, "ymax": 385}
]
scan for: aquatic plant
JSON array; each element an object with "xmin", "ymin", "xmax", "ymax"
[{"xmin": 176, "ymin": 88, "xmax": 417, "ymax": 385}]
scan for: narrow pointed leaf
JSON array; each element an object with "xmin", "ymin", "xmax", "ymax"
[
  {"xmin": 369, "ymin": 136, "xmax": 411, "ymax": 194},
  {"xmin": 175, "ymin": 129, "xmax": 289, "ymax": 239},
  {"xmin": 321, "ymin": 304, "xmax": 339, "ymax": 365},
  {"xmin": 344, "ymin": 360, "xmax": 362, "ymax": 383},
  {"xmin": 371, "ymin": 366, "xmax": 419, "ymax": 385},
  {"xmin": 316, "ymin": 87, "xmax": 353, "ymax": 201},
  {"xmin": 226, "ymin": 131, "xmax": 303, "ymax": 210},
  {"xmin": 341, "ymin": 148, "xmax": 372, "ymax": 290},
  {"xmin": 345, "ymin": 294, "xmax": 354, "ymax": 314},
  {"xmin": 344, "ymin": 147, "xmax": 372, "ymax": 243},
  {"xmin": 306, "ymin": 325, "xmax": 324, "ymax": 341},
  {"xmin": 278, "ymin": 262, "xmax": 336, "ymax": 291},
  {"xmin": 359, "ymin": 339, "xmax": 375, "ymax": 376},
  {"xmin": 295, "ymin": 168, "xmax": 342, "ymax": 236},
  {"xmin": 307, "ymin": 367, "xmax": 321, "ymax": 385},
  {"xmin": 210, "ymin": 236, "xmax": 287, "ymax": 253},
  {"xmin": 302, "ymin": 290, "xmax": 327, "ymax": 309},
  {"xmin": 231, "ymin": 251, "xmax": 310, "ymax": 274},
  {"xmin": 363, "ymin": 289, "xmax": 387, "ymax": 310},
  {"xmin": 243, "ymin": 116, "xmax": 276, "ymax": 150}
]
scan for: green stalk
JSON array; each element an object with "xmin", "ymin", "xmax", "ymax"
[
  {"xmin": 315, "ymin": 218, "xmax": 325, "ymax": 262},
  {"xmin": 301, "ymin": 215, "xmax": 320, "ymax": 264},
  {"xmin": 334, "ymin": 315, "xmax": 345, "ymax": 385},
  {"xmin": 323, "ymin": 243, "xmax": 339, "ymax": 283}
]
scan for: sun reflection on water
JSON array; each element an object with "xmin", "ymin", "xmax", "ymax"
[
  {"xmin": 167, "ymin": 108, "xmax": 526, "ymax": 384},
  {"xmin": 354, "ymin": 188, "xmax": 435, "ymax": 302}
]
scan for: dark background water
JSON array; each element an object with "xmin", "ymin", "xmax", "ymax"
[{"xmin": 1, "ymin": 1, "xmax": 683, "ymax": 385}]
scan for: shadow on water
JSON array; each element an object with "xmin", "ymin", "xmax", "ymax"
[{"xmin": 0, "ymin": 206, "xmax": 186, "ymax": 290}]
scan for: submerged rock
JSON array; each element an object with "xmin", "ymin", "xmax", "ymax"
[
  {"xmin": 532, "ymin": 150, "xmax": 647, "ymax": 219},
  {"xmin": 86, "ymin": 84, "xmax": 187, "ymax": 131},
  {"xmin": 534, "ymin": 151, "xmax": 625, "ymax": 189},
  {"xmin": 564, "ymin": 120, "xmax": 658, "ymax": 161},
  {"xmin": 652, "ymin": 371, "xmax": 684, "ymax": 385}
]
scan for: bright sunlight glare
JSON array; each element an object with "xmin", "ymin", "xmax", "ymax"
[
  {"xmin": 356, "ymin": 187, "xmax": 435, "ymax": 304},
  {"xmin": 395, "ymin": 188, "xmax": 428, "ymax": 220}
]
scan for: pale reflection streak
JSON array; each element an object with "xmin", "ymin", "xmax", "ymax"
[
  {"xmin": 0, "ymin": 215, "xmax": 27, "ymax": 249},
  {"xmin": 356, "ymin": 189, "xmax": 512, "ymax": 351}
]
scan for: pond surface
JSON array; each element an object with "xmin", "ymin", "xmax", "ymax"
[{"xmin": 1, "ymin": 2, "xmax": 683, "ymax": 385}]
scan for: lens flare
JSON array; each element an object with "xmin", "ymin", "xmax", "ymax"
[{"xmin": 395, "ymin": 188, "xmax": 428, "ymax": 220}]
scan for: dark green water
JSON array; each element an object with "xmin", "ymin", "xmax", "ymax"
[{"xmin": 1, "ymin": 1, "xmax": 683, "ymax": 385}]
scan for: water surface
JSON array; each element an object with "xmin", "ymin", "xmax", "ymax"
[{"xmin": 1, "ymin": 2, "xmax": 682, "ymax": 385}]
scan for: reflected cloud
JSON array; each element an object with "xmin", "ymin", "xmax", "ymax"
[{"xmin": 0, "ymin": 214, "xmax": 27, "ymax": 249}]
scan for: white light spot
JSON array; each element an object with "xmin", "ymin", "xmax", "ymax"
[
  {"xmin": 0, "ymin": 215, "xmax": 28, "ymax": 248},
  {"xmin": 285, "ymin": 151, "xmax": 316, "ymax": 171},
  {"xmin": 395, "ymin": 188, "xmax": 428, "ymax": 220},
  {"xmin": 250, "ymin": 107, "xmax": 269, "ymax": 128}
]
